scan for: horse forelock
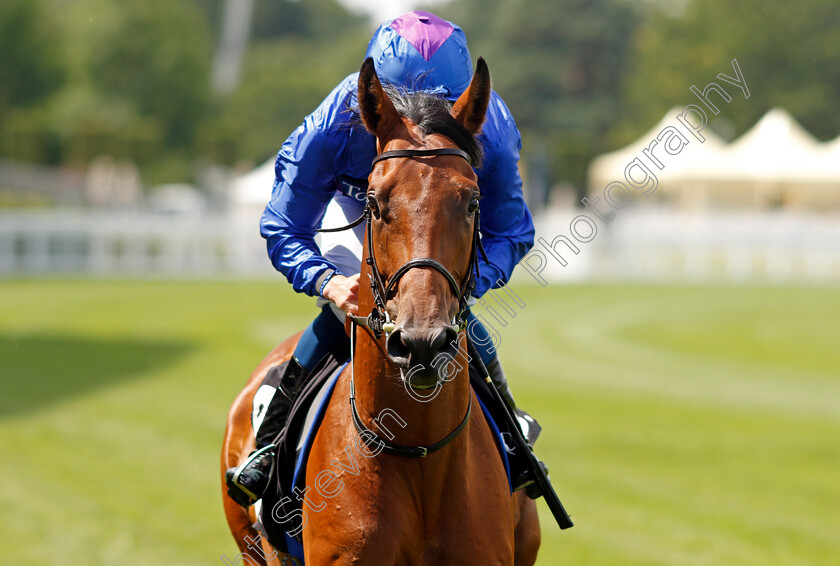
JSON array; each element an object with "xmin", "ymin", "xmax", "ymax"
[
  {"xmin": 382, "ymin": 85, "xmax": 483, "ymax": 167},
  {"xmin": 348, "ymin": 84, "xmax": 483, "ymax": 168}
]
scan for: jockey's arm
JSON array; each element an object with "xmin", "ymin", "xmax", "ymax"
[
  {"xmin": 473, "ymin": 92, "xmax": 536, "ymax": 298},
  {"xmin": 260, "ymin": 107, "xmax": 343, "ymax": 299}
]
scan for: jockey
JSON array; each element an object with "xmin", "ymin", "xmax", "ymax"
[{"xmin": 226, "ymin": 11, "xmax": 536, "ymax": 508}]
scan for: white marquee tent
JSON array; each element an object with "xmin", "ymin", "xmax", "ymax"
[
  {"xmin": 588, "ymin": 107, "xmax": 728, "ymax": 191},
  {"xmin": 588, "ymin": 108, "xmax": 840, "ymax": 210},
  {"xmin": 723, "ymin": 108, "xmax": 827, "ymax": 183},
  {"xmin": 230, "ymin": 157, "xmax": 276, "ymax": 220}
]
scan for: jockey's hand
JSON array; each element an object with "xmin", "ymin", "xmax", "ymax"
[{"xmin": 322, "ymin": 273, "xmax": 360, "ymax": 315}]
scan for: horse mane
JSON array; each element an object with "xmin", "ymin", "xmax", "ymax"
[{"xmin": 346, "ymin": 84, "xmax": 484, "ymax": 168}]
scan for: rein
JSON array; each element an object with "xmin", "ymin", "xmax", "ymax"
[{"xmin": 317, "ymin": 146, "xmax": 483, "ymax": 458}]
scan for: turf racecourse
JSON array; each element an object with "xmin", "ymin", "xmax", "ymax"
[{"xmin": 1, "ymin": 280, "xmax": 837, "ymax": 565}]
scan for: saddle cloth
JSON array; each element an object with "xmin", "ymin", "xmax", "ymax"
[{"xmin": 253, "ymin": 352, "xmax": 518, "ymax": 564}]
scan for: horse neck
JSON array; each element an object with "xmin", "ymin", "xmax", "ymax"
[{"xmin": 352, "ymin": 265, "xmax": 471, "ymax": 448}]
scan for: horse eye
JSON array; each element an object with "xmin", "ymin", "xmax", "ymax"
[
  {"xmin": 467, "ymin": 198, "xmax": 479, "ymax": 215},
  {"xmin": 367, "ymin": 195, "xmax": 381, "ymax": 219}
]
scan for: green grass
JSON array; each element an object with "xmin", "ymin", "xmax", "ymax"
[{"xmin": 1, "ymin": 281, "xmax": 838, "ymax": 565}]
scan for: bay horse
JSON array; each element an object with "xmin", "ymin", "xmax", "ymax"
[{"xmin": 221, "ymin": 56, "xmax": 541, "ymax": 565}]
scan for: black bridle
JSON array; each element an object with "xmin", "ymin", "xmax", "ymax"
[
  {"xmin": 317, "ymin": 146, "xmax": 487, "ymax": 458},
  {"xmin": 319, "ymin": 147, "xmax": 489, "ymax": 339}
]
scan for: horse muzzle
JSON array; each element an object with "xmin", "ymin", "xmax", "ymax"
[{"xmin": 386, "ymin": 324, "xmax": 460, "ymax": 389}]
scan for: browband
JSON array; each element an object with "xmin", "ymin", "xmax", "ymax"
[{"xmin": 371, "ymin": 147, "xmax": 472, "ymax": 167}]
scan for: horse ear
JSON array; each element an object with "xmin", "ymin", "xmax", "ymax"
[
  {"xmin": 451, "ymin": 57, "xmax": 491, "ymax": 135},
  {"xmin": 358, "ymin": 57, "xmax": 400, "ymax": 139}
]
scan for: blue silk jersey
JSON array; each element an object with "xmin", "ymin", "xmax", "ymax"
[{"xmin": 260, "ymin": 12, "xmax": 535, "ymax": 298}]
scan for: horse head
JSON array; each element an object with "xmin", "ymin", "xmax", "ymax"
[{"xmin": 357, "ymin": 56, "xmax": 491, "ymax": 389}]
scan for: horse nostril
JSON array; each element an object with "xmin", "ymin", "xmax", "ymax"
[
  {"xmin": 429, "ymin": 326, "xmax": 460, "ymax": 363},
  {"xmin": 442, "ymin": 326, "xmax": 460, "ymax": 354},
  {"xmin": 386, "ymin": 329, "xmax": 411, "ymax": 367},
  {"xmin": 429, "ymin": 326, "xmax": 460, "ymax": 357},
  {"xmin": 429, "ymin": 328, "xmax": 446, "ymax": 353},
  {"xmin": 388, "ymin": 326, "xmax": 460, "ymax": 367}
]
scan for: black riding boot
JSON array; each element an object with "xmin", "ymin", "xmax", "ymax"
[
  {"xmin": 486, "ymin": 355, "xmax": 542, "ymax": 443},
  {"xmin": 486, "ymin": 354, "xmax": 546, "ymax": 499},
  {"xmin": 485, "ymin": 355, "xmax": 517, "ymax": 410},
  {"xmin": 225, "ymin": 357, "xmax": 309, "ymax": 508}
]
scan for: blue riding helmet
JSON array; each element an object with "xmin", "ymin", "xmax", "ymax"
[{"xmin": 365, "ymin": 11, "xmax": 473, "ymax": 100}]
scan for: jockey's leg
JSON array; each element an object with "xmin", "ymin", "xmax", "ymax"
[
  {"xmin": 227, "ymin": 194, "xmax": 364, "ymax": 507},
  {"xmin": 254, "ymin": 304, "xmax": 347, "ymax": 447},
  {"xmin": 466, "ymin": 310, "xmax": 545, "ymax": 498},
  {"xmin": 226, "ymin": 305, "xmax": 347, "ymax": 507},
  {"xmin": 466, "ymin": 310, "xmax": 517, "ymax": 410}
]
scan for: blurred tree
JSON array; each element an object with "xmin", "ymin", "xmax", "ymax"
[
  {"xmin": 193, "ymin": 0, "xmax": 224, "ymax": 32},
  {"xmin": 616, "ymin": 0, "xmax": 840, "ymax": 143},
  {"xmin": 205, "ymin": 0, "xmax": 369, "ymax": 164},
  {"xmin": 0, "ymin": 0, "xmax": 382, "ymax": 184},
  {"xmin": 251, "ymin": 0, "xmax": 366, "ymax": 41},
  {"xmin": 0, "ymin": 0, "xmax": 64, "ymax": 122},
  {"xmin": 210, "ymin": 35, "xmax": 366, "ymax": 163},
  {"xmin": 88, "ymin": 0, "xmax": 213, "ymax": 147},
  {"xmin": 441, "ymin": 0, "xmax": 641, "ymax": 196}
]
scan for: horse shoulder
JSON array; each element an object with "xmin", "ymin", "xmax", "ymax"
[{"xmin": 302, "ymin": 373, "xmax": 408, "ymax": 563}]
